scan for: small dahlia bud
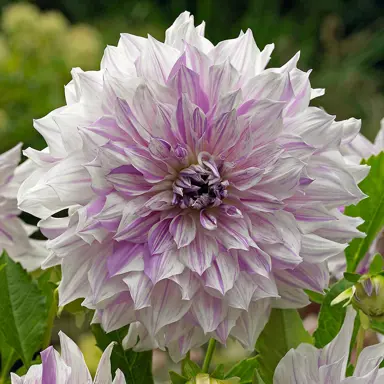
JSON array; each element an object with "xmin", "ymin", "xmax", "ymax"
[{"xmin": 352, "ymin": 274, "xmax": 384, "ymax": 321}]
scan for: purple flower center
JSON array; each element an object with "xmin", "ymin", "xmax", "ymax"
[{"xmin": 172, "ymin": 153, "xmax": 228, "ymax": 210}]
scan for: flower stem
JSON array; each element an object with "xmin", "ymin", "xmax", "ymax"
[
  {"xmin": 202, "ymin": 339, "xmax": 216, "ymax": 373},
  {"xmin": 355, "ymin": 325, "xmax": 365, "ymax": 363},
  {"xmin": 0, "ymin": 349, "xmax": 15, "ymax": 384},
  {"xmin": 42, "ymin": 287, "xmax": 58, "ymax": 349}
]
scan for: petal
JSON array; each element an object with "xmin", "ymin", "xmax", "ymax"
[
  {"xmin": 94, "ymin": 342, "xmax": 115, "ymax": 384},
  {"xmin": 169, "ymin": 269, "xmax": 201, "ymax": 300},
  {"xmin": 116, "ymin": 209, "xmax": 160, "ymax": 243},
  {"xmin": 144, "ymin": 249, "xmax": 184, "ymax": 284},
  {"xmin": 148, "ymin": 218, "xmax": 175, "ymax": 255},
  {"xmin": 230, "ymin": 299, "xmax": 271, "ymax": 350},
  {"xmin": 275, "ymin": 261, "xmax": 329, "ymax": 293},
  {"xmin": 178, "ymin": 229, "xmax": 218, "ymax": 275},
  {"xmin": 107, "ymin": 242, "xmax": 145, "ymax": 277},
  {"xmin": 203, "ymin": 251, "xmax": 239, "ymax": 295},
  {"xmin": 321, "ymin": 307, "xmax": 356, "ymax": 368},
  {"xmin": 123, "ymin": 272, "xmax": 153, "ymax": 310},
  {"xmin": 125, "ymin": 146, "xmax": 168, "ymax": 183},
  {"xmin": 229, "ymin": 167, "xmax": 265, "ymax": 191},
  {"xmin": 137, "ymin": 279, "xmax": 191, "ymax": 336},
  {"xmin": 354, "ymin": 342, "xmax": 384, "ymax": 377},
  {"xmin": 226, "ymin": 272, "xmax": 258, "ymax": 310},
  {"xmin": 41, "ymin": 346, "xmax": 71, "ymax": 384},
  {"xmin": 106, "ymin": 165, "xmax": 152, "ymax": 196},
  {"xmin": 191, "ymin": 290, "xmax": 228, "ymax": 333},
  {"xmin": 136, "ymin": 35, "xmax": 180, "ymax": 84},
  {"xmin": 170, "ymin": 214, "xmax": 197, "ymax": 248},
  {"xmin": 101, "ymin": 293, "xmax": 136, "ymax": 332},
  {"xmin": 58, "ymin": 331, "xmax": 92, "ymax": 383},
  {"xmin": 112, "ymin": 370, "xmax": 127, "ymax": 384}
]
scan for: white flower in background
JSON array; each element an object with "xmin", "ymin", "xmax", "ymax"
[
  {"xmin": 11, "ymin": 331, "xmax": 125, "ymax": 384},
  {"xmin": 329, "ymin": 119, "xmax": 384, "ymax": 277},
  {"xmin": 0, "ymin": 143, "xmax": 47, "ymax": 271},
  {"xmin": 274, "ymin": 307, "xmax": 384, "ymax": 383},
  {"xmin": 18, "ymin": 11, "xmax": 366, "ymax": 360}
]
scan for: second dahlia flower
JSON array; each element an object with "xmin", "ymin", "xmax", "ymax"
[
  {"xmin": 18, "ymin": 12, "xmax": 366, "ymax": 360},
  {"xmin": 274, "ymin": 307, "xmax": 384, "ymax": 383},
  {"xmin": 0, "ymin": 144, "xmax": 47, "ymax": 271},
  {"xmin": 11, "ymin": 331, "xmax": 125, "ymax": 384}
]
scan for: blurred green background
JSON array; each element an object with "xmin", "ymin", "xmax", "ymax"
[
  {"xmin": 1, "ymin": 0, "xmax": 383, "ymax": 380},
  {"xmin": 0, "ymin": 0, "xmax": 384, "ymax": 154}
]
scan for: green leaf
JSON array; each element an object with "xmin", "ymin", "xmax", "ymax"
[
  {"xmin": 182, "ymin": 359, "xmax": 201, "ymax": 379},
  {"xmin": 92, "ymin": 324, "xmax": 153, "ymax": 383},
  {"xmin": 314, "ymin": 279, "xmax": 353, "ymax": 348},
  {"xmin": 370, "ymin": 319, "xmax": 384, "ymax": 334},
  {"xmin": 369, "ymin": 254, "xmax": 384, "ymax": 275},
  {"xmin": 304, "ymin": 289, "xmax": 325, "ymax": 304},
  {"xmin": 343, "ymin": 272, "xmax": 361, "ymax": 283},
  {"xmin": 211, "ymin": 364, "xmax": 226, "ymax": 380},
  {"xmin": 345, "ymin": 152, "xmax": 384, "ymax": 272},
  {"xmin": 225, "ymin": 356, "xmax": 259, "ymax": 383},
  {"xmin": 255, "ymin": 309, "xmax": 313, "ymax": 384},
  {"xmin": 0, "ymin": 332, "xmax": 18, "ymax": 382},
  {"xmin": 0, "ymin": 252, "xmax": 47, "ymax": 366},
  {"xmin": 169, "ymin": 371, "xmax": 188, "ymax": 384},
  {"xmin": 252, "ymin": 368, "xmax": 266, "ymax": 384}
]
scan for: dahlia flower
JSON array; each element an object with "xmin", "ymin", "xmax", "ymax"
[
  {"xmin": 18, "ymin": 12, "xmax": 366, "ymax": 360},
  {"xmin": 11, "ymin": 331, "xmax": 125, "ymax": 384},
  {"xmin": 329, "ymin": 119, "xmax": 384, "ymax": 277},
  {"xmin": 274, "ymin": 307, "xmax": 384, "ymax": 383},
  {"xmin": 0, "ymin": 143, "xmax": 47, "ymax": 271}
]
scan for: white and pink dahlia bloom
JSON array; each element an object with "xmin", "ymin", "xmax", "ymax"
[
  {"xmin": 274, "ymin": 308, "xmax": 384, "ymax": 383},
  {"xmin": 18, "ymin": 12, "xmax": 366, "ymax": 360},
  {"xmin": 11, "ymin": 331, "xmax": 125, "ymax": 384},
  {"xmin": 0, "ymin": 144, "xmax": 47, "ymax": 271}
]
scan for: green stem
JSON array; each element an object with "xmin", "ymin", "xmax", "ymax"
[
  {"xmin": 202, "ymin": 339, "xmax": 216, "ymax": 373},
  {"xmin": 42, "ymin": 288, "xmax": 58, "ymax": 349},
  {"xmin": 355, "ymin": 326, "xmax": 365, "ymax": 363},
  {"xmin": 0, "ymin": 349, "xmax": 15, "ymax": 384}
]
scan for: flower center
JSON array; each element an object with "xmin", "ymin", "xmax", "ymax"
[{"xmin": 172, "ymin": 153, "xmax": 228, "ymax": 210}]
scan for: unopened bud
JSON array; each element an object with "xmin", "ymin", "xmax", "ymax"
[
  {"xmin": 352, "ymin": 275, "xmax": 384, "ymax": 321},
  {"xmin": 187, "ymin": 373, "xmax": 240, "ymax": 384}
]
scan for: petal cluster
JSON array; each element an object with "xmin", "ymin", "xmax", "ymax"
[
  {"xmin": 274, "ymin": 307, "xmax": 384, "ymax": 383},
  {"xmin": 11, "ymin": 331, "xmax": 125, "ymax": 384},
  {"xmin": 18, "ymin": 12, "xmax": 366, "ymax": 360},
  {"xmin": 329, "ymin": 119, "xmax": 384, "ymax": 277},
  {"xmin": 0, "ymin": 144, "xmax": 47, "ymax": 271}
]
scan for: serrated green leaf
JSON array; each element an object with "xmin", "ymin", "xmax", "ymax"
[
  {"xmin": 252, "ymin": 368, "xmax": 266, "ymax": 384},
  {"xmin": 345, "ymin": 152, "xmax": 384, "ymax": 272},
  {"xmin": 343, "ymin": 272, "xmax": 361, "ymax": 283},
  {"xmin": 314, "ymin": 279, "xmax": 353, "ymax": 348},
  {"xmin": 225, "ymin": 356, "xmax": 259, "ymax": 383},
  {"xmin": 0, "ymin": 252, "xmax": 47, "ymax": 366},
  {"xmin": 169, "ymin": 371, "xmax": 188, "ymax": 384},
  {"xmin": 304, "ymin": 289, "xmax": 325, "ymax": 304},
  {"xmin": 92, "ymin": 324, "xmax": 153, "ymax": 383},
  {"xmin": 182, "ymin": 359, "xmax": 201, "ymax": 379},
  {"xmin": 211, "ymin": 364, "xmax": 225, "ymax": 380},
  {"xmin": 255, "ymin": 309, "xmax": 313, "ymax": 384},
  {"xmin": 369, "ymin": 254, "xmax": 384, "ymax": 275}
]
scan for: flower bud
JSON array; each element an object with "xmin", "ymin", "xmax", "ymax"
[
  {"xmin": 187, "ymin": 373, "xmax": 240, "ymax": 384},
  {"xmin": 352, "ymin": 274, "xmax": 384, "ymax": 321}
]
